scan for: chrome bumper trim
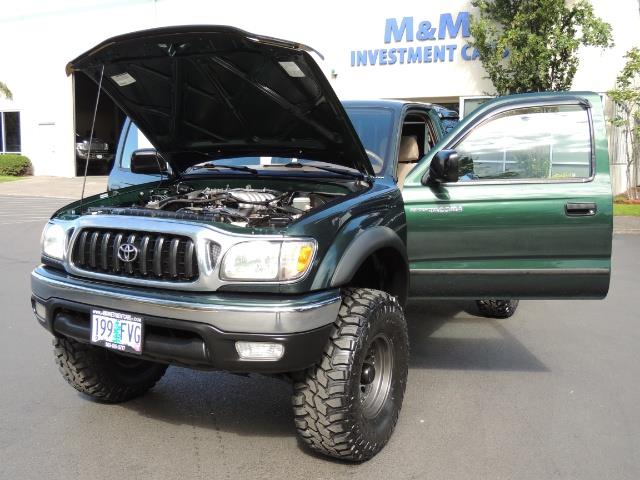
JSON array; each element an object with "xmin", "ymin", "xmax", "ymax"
[{"xmin": 31, "ymin": 268, "xmax": 341, "ymax": 334}]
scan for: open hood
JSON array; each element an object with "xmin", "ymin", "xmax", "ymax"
[{"xmin": 67, "ymin": 26, "xmax": 373, "ymax": 175}]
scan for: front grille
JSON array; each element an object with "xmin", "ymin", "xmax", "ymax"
[{"xmin": 71, "ymin": 228, "xmax": 201, "ymax": 282}]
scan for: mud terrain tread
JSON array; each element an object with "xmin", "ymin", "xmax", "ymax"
[
  {"xmin": 53, "ymin": 336, "xmax": 167, "ymax": 403},
  {"xmin": 292, "ymin": 288, "xmax": 408, "ymax": 461},
  {"xmin": 476, "ymin": 299, "xmax": 520, "ymax": 319}
]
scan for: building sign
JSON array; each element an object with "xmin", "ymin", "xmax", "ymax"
[{"xmin": 350, "ymin": 12, "xmax": 480, "ymax": 67}]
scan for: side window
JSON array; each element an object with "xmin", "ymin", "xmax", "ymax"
[
  {"xmin": 455, "ymin": 105, "xmax": 592, "ymax": 181},
  {"xmin": 120, "ymin": 123, "xmax": 152, "ymax": 169},
  {"xmin": 401, "ymin": 112, "xmax": 438, "ymax": 158}
]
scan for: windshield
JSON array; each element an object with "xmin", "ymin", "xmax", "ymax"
[{"xmin": 345, "ymin": 107, "xmax": 395, "ymax": 174}]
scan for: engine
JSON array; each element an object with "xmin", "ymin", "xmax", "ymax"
[
  {"xmin": 88, "ymin": 186, "xmax": 328, "ymax": 229},
  {"xmin": 150, "ymin": 186, "xmax": 305, "ymax": 228}
]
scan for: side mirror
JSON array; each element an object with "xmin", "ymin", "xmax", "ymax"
[
  {"xmin": 130, "ymin": 149, "xmax": 167, "ymax": 174},
  {"xmin": 423, "ymin": 150, "xmax": 459, "ymax": 184}
]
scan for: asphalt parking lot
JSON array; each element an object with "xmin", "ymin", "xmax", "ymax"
[{"xmin": 1, "ymin": 194, "xmax": 639, "ymax": 480}]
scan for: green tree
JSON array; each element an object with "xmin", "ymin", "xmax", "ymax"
[
  {"xmin": 0, "ymin": 81, "xmax": 12, "ymax": 100},
  {"xmin": 470, "ymin": 0, "xmax": 614, "ymax": 95},
  {"xmin": 607, "ymin": 47, "xmax": 640, "ymax": 200}
]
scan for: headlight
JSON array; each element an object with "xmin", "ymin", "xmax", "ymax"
[
  {"xmin": 41, "ymin": 222, "xmax": 67, "ymax": 260},
  {"xmin": 221, "ymin": 240, "xmax": 316, "ymax": 281}
]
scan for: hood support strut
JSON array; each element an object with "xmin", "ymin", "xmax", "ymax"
[{"xmin": 80, "ymin": 65, "xmax": 104, "ymax": 210}]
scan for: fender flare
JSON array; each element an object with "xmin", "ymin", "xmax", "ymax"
[{"xmin": 330, "ymin": 226, "xmax": 408, "ymax": 288}]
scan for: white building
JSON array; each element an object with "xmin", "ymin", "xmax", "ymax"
[{"xmin": 0, "ymin": 0, "xmax": 638, "ymax": 192}]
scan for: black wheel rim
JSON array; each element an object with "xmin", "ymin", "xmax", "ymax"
[{"xmin": 359, "ymin": 333, "xmax": 394, "ymax": 419}]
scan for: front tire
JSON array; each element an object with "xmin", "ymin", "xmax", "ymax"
[
  {"xmin": 476, "ymin": 299, "xmax": 519, "ymax": 319},
  {"xmin": 53, "ymin": 336, "xmax": 168, "ymax": 403},
  {"xmin": 292, "ymin": 288, "xmax": 409, "ymax": 461}
]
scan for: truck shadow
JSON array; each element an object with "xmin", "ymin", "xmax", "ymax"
[
  {"xmin": 122, "ymin": 367, "xmax": 296, "ymax": 437},
  {"xmin": 119, "ymin": 299, "xmax": 547, "ymax": 438},
  {"xmin": 405, "ymin": 299, "xmax": 548, "ymax": 372}
]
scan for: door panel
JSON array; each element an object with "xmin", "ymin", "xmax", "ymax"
[{"xmin": 402, "ymin": 92, "xmax": 612, "ymax": 299}]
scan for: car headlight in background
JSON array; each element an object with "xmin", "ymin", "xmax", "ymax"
[
  {"xmin": 41, "ymin": 222, "xmax": 67, "ymax": 260},
  {"xmin": 221, "ymin": 240, "xmax": 316, "ymax": 281}
]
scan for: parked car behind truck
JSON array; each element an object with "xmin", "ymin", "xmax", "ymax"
[
  {"xmin": 32, "ymin": 26, "xmax": 612, "ymax": 461},
  {"xmin": 75, "ymin": 133, "xmax": 114, "ymax": 174}
]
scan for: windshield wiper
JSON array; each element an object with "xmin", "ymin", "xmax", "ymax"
[
  {"xmin": 284, "ymin": 161, "xmax": 366, "ymax": 180},
  {"xmin": 189, "ymin": 162, "xmax": 258, "ymax": 175},
  {"xmin": 170, "ymin": 150, "xmax": 259, "ymax": 175}
]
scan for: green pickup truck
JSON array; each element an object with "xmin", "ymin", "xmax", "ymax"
[{"xmin": 31, "ymin": 26, "xmax": 612, "ymax": 462}]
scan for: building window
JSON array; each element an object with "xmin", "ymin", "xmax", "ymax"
[
  {"xmin": 0, "ymin": 111, "xmax": 21, "ymax": 153},
  {"xmin": 459, "ymin": 96, "xmax": 493, "ymax": 118}
]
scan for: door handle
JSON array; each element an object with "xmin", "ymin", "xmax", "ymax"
[{"xmin": 565, "ymin": 202, "xmax": 597, "ymax": 216}]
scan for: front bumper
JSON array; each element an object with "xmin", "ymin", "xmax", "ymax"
[
  {"xmin": 76, "ymin": 151, "xmax": 114, "ymax": 161},
  {"xmin": 31, "ymin": 266, "xmax": 340, "ymax": 373}
]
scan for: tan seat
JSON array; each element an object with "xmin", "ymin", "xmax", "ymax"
[{"xmin": 396, "ymin": 135, "xmax": 420, "ymax": 189}]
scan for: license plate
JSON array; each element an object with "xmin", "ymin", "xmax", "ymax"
[
  {"xmin": 91, "ymin": 308, "xmax": 143, "ymax": 355},
  {"xmin": 96, "ymin": 154, "xmax": 103, "ymax": 159}
]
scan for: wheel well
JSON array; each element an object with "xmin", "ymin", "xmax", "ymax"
[{"xmin": 346, "ymin": 248, "xmax": 408, "ymax": 306}]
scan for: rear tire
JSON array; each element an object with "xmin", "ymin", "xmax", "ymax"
[
  {"xmin": 53, "ymin": 336, "xmax": 167, "ymax": 403},
  {"xmin": 292, "ymin": 288, "xmax": 409, "ymax": 462},
  {"xmin": 476, "ymin": 299, "xmax": 519, "ymax": 319}
]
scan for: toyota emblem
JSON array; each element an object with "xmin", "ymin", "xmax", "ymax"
[{"xmin": 117, "ymin": 243, "xmax": 139, "ymax": 263}]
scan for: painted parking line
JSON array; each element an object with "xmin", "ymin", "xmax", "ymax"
[
  {"xmin": 0, "ymin": 196, "xmax": 66, "ymax": 225},
  {"xmin": 0, "ymin": 205, "xmax": 62, "ymax": 208},
  {"xmin": 0, "ymin": 212, "xmax": 54, "ymax": 216},
  {"xmin": 0, "ymin": 205, "xmax": 60, "ymax": 208},
  {"xmin": 0, "ymin": 202, "xmax": 59, "ymax": 205},
  {"xmin": 0, "ymin": 219, "xmax": 50, "ymax": 226},
  {"xmin": 0, "ymin": 195, "xmax": 73, "ymax": 201},
  {"xmin": 0, "ymin": 218, "xmax": 52, "ymax": 221},
  {"xmin": 0, "ymin": 197, "xmax": 70, "ymax": 203},
  {"xmin": 0, "ymin": 215, "xmax": 52, "ymax": 219},
  {"xmin": 0, "ymin": 204, "xmax": 65, "ymax": 208}
]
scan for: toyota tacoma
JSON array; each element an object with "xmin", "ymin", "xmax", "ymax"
[{"xmin": 31, "ymin": 26, "xmax": 612, "ymax": 461}]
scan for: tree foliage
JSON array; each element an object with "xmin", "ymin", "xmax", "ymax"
[
  {"xmin": 470, "ymin": 0, "xmax": 613, "ymax": 95},
  {"xmin": 0, "ymin": 81, "xmax": 12, "ymax": 100},
  {"xmin": 607, "ymin": 47, "xmax": 640, "ymax": 200}
]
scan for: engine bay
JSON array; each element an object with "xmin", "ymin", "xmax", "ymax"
[{"xmin": 89, "ymin": 184, "xmax": 345, "ymax": 228}]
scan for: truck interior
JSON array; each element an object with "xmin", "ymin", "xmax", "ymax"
[{"xmin": 396, "ymin": 111, "xmax": 438, "ymax": 189}]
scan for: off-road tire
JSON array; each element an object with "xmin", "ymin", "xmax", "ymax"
[
  {"xmin": 292, "ymin": 288, "xmax": 409, "ymax": 461},
  {"xmin": 476, "ymin": 299, "xmax": 519, "ymax": 319},
  {"xmin": 53, "ymin": 336, "xmax": 168, "ymax": 403}
]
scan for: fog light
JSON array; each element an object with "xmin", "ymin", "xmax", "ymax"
[
  {"xmin": 34, "ymin": 301, "xmax": 47, "ymax": 321},
  {"xmin": 235, "ymin": 341, "xmax": 284, "ymax": 361}
]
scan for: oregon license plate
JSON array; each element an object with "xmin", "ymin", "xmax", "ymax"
[{"xmin": 91, "ymin": 309, "xmax": 143, "ymax": 355}]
